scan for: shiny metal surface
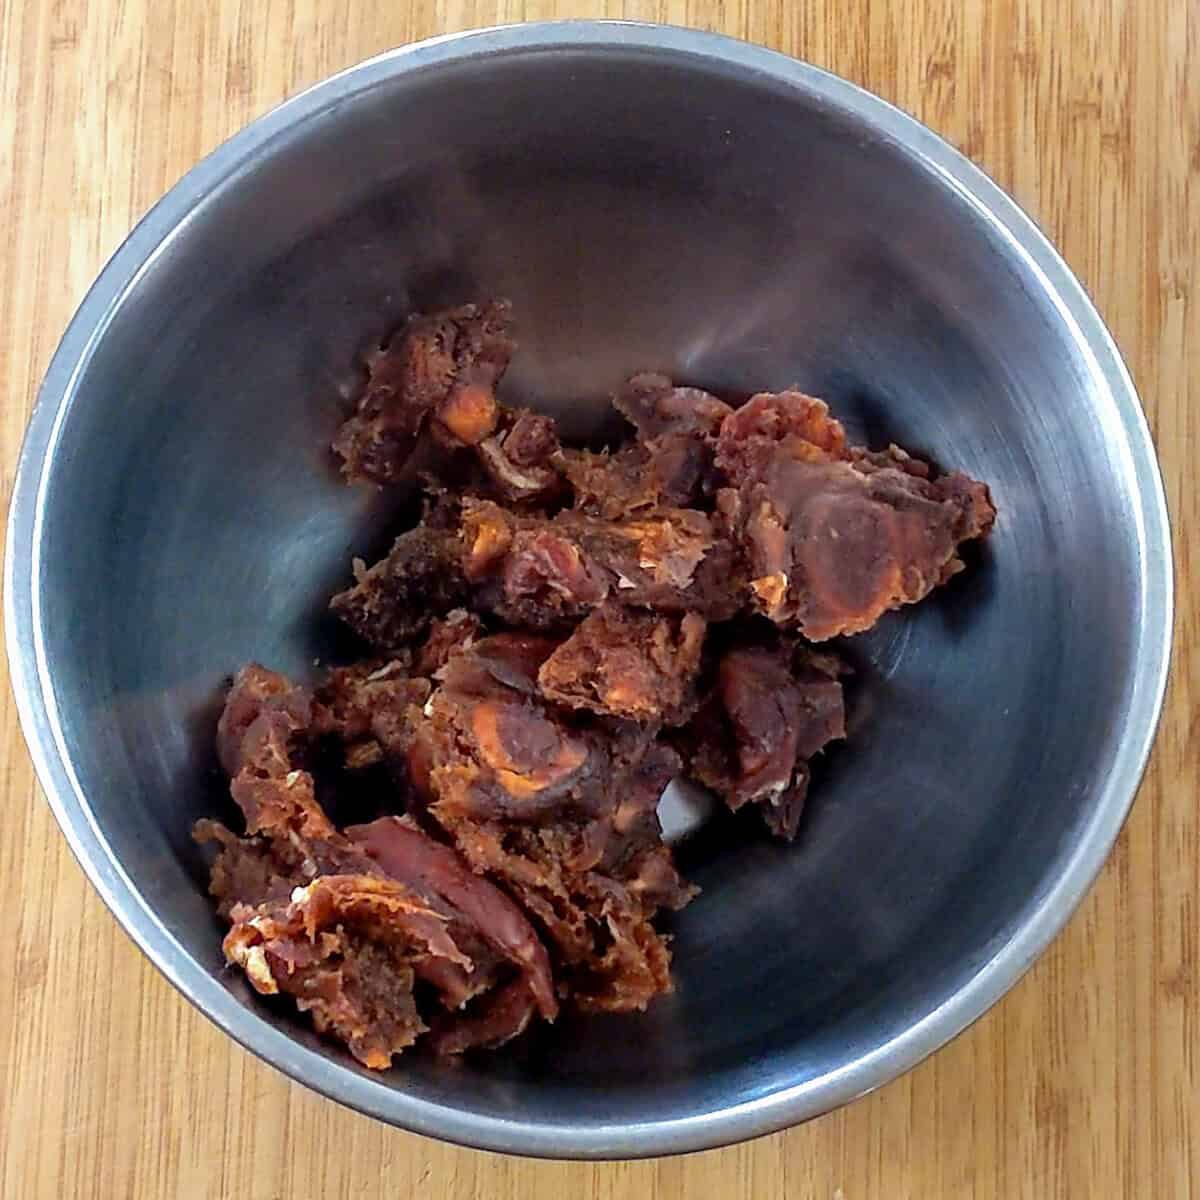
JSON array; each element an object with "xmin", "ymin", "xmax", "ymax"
[{"xmin": 4, "ymin": 23, "xmax": 1172, "ymax": 1159}]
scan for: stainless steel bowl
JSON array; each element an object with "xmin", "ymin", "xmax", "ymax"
[{"xmin": 5, "ymin": 22, "xmax": 1172, "ymax": 1158}]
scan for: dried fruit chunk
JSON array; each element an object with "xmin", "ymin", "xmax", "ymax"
[
  {"xmin": 330, "ymin": 522, "xmax": 467, "ymax": 652},
  {"xmin": 538, "ymin": 605, "xmax": 706, "ymax": 724},
  {"xmin": 333, "ymin": 301, "xmax": 515, "ymax": 485},
  {"xmin": 715, "ymin": 389, "xmax": 995, "ymax": 639},
  {"xmin": 715, "ymin": 388, "xmax": 847, "ymax": 481},
  {"xmin": 408, "ymin": 636, "xmax": 696, "ymax": 1011},
  {"xmin": 563, "ymin": 375, "xmax": 732, "ymax": 517},
  {"xmin": 477, "ymin": 410, "xmax": 562, "ymax": 504},
  {"xmin": 414, "ymin": 635, "xmax": 602, "ymax": 823},
  {"xmin": 315, "ymin": 658, "xmax": 429, "ymax": 764},
  {"xmin": 199, "ymin": 666, "xmax": 562, "ymax": 1061},
  {"xmin": 461, "ymin": 498, "xmax": 741, "ymax": 625},
  {"xmin": 348, "ymin": 815, "xmax": 557, "ymax": 1020},
  {"xmin": 222, "ymin": 875, "xmax": 459, "ymax": 1068},
  {"xmin": 614, "ymin": 372, "xmax": 732, "ymax": 442},
  {"xmin": 675, "ymin": 636, "xmax": 846, "ymax": 840}
]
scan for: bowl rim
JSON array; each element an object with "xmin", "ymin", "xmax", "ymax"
[{"xmin": 4, "ymin": 20, "xmax": 1174, "ymax": 1159}]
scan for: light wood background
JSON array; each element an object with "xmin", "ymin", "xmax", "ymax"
[{"xmin": 0, "ymin": 1, "xmax": 1195, "ymax": 1197}]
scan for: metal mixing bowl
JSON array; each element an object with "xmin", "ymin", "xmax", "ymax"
[{"xmin": 5, "ymin": 22, "xmax": 1172, "ymax": 1158}]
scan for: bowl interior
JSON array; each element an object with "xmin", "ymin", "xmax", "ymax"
[{"xmin": 25, "ymin": 34, "xmax": 1159, "ymax": 1148}]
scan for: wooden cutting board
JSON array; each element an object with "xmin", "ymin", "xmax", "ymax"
[{"xmin": 1, "ymin": 1, "xmax": 1194, "ymax": 1196}]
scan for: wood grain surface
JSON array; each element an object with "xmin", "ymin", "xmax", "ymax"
[{"xmin": 0, "ymin": 1, "xmax": 1195, "ymax": 1196}]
